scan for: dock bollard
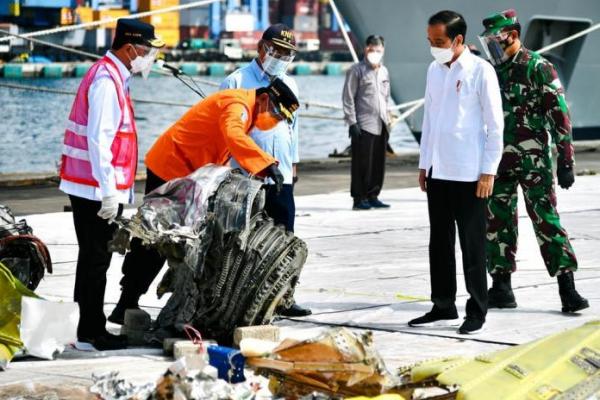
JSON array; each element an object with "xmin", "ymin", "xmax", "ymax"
[
  {"xmin": 180, "ymin": 63, "xmax": 199, "ymax": 76},
  {"xmin": 74, "ymin": 64, "xmax": 91, "ymax": 78},
  {"xmin": 293, "ymin": 63, "xmax": 312, "ymax": 76},
  {"xmin": 207, "ymin": 63, "xmax": 226, "ymax": 76},
  {"xmin": 324, "ymin": 63, "xmax": 343, "ymax": 76},
  {"xmin": 2, "ymin": 64, "xmax": 23, "ymax": 79},
  {"xmin": 41, "ymin": 65, "xmax": 64, "ymax": 78}
]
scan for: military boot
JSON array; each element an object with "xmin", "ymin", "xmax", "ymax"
[
  {"xmin": 557, "ymin": 271, "xmax": 589, "ymax": 313},
  {"xmin": 488, "ymin": 273, "xmax": 517, "ymax": 309}
]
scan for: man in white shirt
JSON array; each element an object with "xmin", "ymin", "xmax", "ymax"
[
  {"xmin": 408, "ymin": 10, "xmax": 504, "ymax": 334},
  {"xmin": 59, "ymin": 19, "xmax": 163, "ymax": 350}
]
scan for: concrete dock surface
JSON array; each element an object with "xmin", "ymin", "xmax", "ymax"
[{"xmin": 0, "ymin": 162, "xmax": 599, "ymax": 396}]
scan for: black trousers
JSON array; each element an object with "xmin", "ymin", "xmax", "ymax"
[
  {"xmin": 70, "ymin": 195, "xmax": 123, "ymax": 339},
  {"xmin": 351, "ymin": 128, "xmax": 387, "ymax": 202},
  {"xmin": 119, "ymin": 168, "xmax": 167, "ymax": 303},
  {"xmin": 426, "ymin": 176, "xmax": 488, "ymax": 320},
  {"xmin": 264, "ymin": 184, "xmax": 295, "ymax": 232}
]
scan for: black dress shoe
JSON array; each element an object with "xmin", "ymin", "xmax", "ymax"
[
  {"xmin": 458, "ymin": 318, "xmax": 485, "ymax": 335},
  {"xmin": 278, "ymin": 303, "xmax": 312, "ymax": 317},
  {"xmin": 78, "ymin": 332, "xmax": 128, "ymax": 351},
  {"xmin": 107, "ymin": 305, "xmax": 140, "ymax": 325},
  {"xmin": 352, "ymin": 200, "xmax": 372, "ymax": 210},
  {"xmin": 368, "ymin": 198, "xmax": 390, "ymax": 208},
  {"xmin": 408, "ymin": 308, "xmax": 459, "ymax": 327}
]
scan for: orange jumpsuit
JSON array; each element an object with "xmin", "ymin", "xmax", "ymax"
[{"xmin": 145, "ymin": 89, "xmax": 277, "ymax": 181}]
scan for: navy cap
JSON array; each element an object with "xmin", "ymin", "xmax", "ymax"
[
  {"xmin": 262, "ymin": 23, "xmax": 297, "ymax": 51},
  {"xmin": 112, "ymin": 18, "xmax": 165, "ymax": 49}
]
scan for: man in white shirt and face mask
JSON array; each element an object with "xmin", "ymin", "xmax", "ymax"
[
  {"xmin": 59, "ymin": 19, "xmax": 163, "ymax": 350},
  {"xmin": 408, "ymin": 10, "xmax": 504, "ymax": 335}
]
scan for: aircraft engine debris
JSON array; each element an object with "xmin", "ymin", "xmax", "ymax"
[
  {"xmin": 110, "ymin": 165, "xmax": 308, "ymax": 342},
  {"xmin": 0, "ymin": 205, "xmax": 52, "ymax": 290}
]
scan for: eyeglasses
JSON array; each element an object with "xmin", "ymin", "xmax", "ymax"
[
  {"xmin": 263, "ymin": 42, "xmax": 296, "ymax": 61},
  {"xmin": 133, "ymin": 44, "xmax": 152, "ymax": 56}
]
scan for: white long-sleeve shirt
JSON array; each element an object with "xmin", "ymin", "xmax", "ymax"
[
  {"xmin": 59, "ymin": 51, "xmax": 135, "ymax": 203},
  {"xmin": 419, "ymin": 48, "xmax": 504, "ymax": 182}
]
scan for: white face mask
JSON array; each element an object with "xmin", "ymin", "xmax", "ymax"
[
  {"xmin": 130, "ymin": 47, "xmax": 158, "ymax": 79},
  {"xmin": 262, "ymin": 53, "xmax": 292, "ymax": 78},
  {"xmin": 430, "ymin": 40, "xmax": 455, "ymax": 64},
  {"xmin": 366, "ymin": 51, "xmax": 384, "ymax": 65}
]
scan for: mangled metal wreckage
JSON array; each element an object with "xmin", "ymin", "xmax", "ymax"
[{"xmin": 110, "ymin": 165, "xmax": 308, "ymax": 341}]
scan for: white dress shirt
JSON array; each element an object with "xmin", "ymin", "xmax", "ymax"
[
  {"xmin": 419, "ymin": 48, "xmax": 504, "ymax": 182},
  {"xmin": 59, "ymin": 51, "xmax": 135, "ymax": 204}
]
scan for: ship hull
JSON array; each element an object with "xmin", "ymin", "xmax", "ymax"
[{"xmin": 336, "ymin": 0, "xmax": 600, "ymax": 141}]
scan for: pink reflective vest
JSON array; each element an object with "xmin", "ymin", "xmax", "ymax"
[{"xmin": 59, "ymin": 56, "xmax": 138, "ymax": 190}]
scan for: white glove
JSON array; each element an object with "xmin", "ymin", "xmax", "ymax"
[{"xmin": 97, "ymin": 196, "xmax": 119, "ymax": 220}]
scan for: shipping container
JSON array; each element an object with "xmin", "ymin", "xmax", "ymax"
[
  {"xmin": 74, "ymin": 6, "xmax": 94, "ymax": 24},
  {"xmin": 83, "ymin": 28, "xmax": 109, "ymax": 50},
  {"xmin": 178, "ymin": 2, "xmax": 209, "ymax": 27},
  {"xmin": 293, "ymin": 14, "xmax": 317, "ymax": 32},
  {"xmin": 224, "ymin": 11, "xmax": 254, "ymax": 32},
  {"xmin": 93, "ymin": 8, "xmax": 130, "ymax": 29},
  {"xmin": 60, "ymin": 7, "xmax": 74, "ymax": 25},
  {"xmin": 155, "ymin": 27, "xmax": 179, "ymax": 47},
  {"xmin": 20, "ymin": 0, "xmax": 75, "ymax": 7},
  {"xmin": 221, "ymin": 30, "xmax": 262, "ymax": 51},
  {"xmin": 138, "ymin": 0, "xmax": 178, "ymax": 10},
  {"xmin": 0, "ymin": 23, "xmax": 24, "ymax": 46},
  {"xmin": 0, "ymin": 0, "xmax": 20, "ymax": 17},
  {"xmin": 19, "ymin": 7, "xmax": 62, "ymax": 26},
  {"xmin": 294, "ymin": 0, "xmax": 318, "ymax": 16},
  {"xmin": 294, "ymin": 31, "xmax": 318, "ymax": 40},
  {"xmin": 319, "ymin": 28, "xmax": 356, "ymax": 52},
  {"xmin": 278, "ymin": 0, "xmax": 317, "ymax": 17},
  {"xmin": 179, "ymin": 25, "xmax": 209, "ymax": 40},
  {"xmin": 142, "ymin": 11, "xmax": 179, "ymax": 29}
]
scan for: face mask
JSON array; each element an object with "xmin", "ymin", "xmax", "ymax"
[
  {"xmin": 478, "ymin": 33, "xmax": 513, "ymax": 66},
  {"xmin": 262, "ymin": 53, "xmax": 292, "ymax": 77},
  {"xmin": 261, "ymin": 43, "xmax": 295, "ymax": 78},
  {"xmin": 255, "ymin": 112, "xmax": 280, "ymax": 130},
  {"xmin": 255, "ymin": 94, "xmax": 283, "ymax": 130},
  {"xmin": 430, "ymin": 40, "xmax": 455, "ymax": 64},
  {"xmin": 129, "ymin": 47, "xmax": 158, "ymax": 79},
  {"xmin": 366, "ymin": 51, "xmax": 384, "ymax": 65}
]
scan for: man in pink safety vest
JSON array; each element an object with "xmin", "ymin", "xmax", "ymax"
[{"xmin": 59, "ymin": 19, "xmax": 164, "ymax": 351}]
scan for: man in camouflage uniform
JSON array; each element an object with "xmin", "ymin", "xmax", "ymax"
[{"xmin": 479, "ymin": 9, "xmax": 589, "ymax": 313}]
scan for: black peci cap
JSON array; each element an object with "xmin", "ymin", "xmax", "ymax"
[
  {"xmin": 262, "ymin": 23, "xmax": 297, "ymax": 51},
  {"xmin": 263, "ymin": 77, "xmax": 299, "ymax": 124},
  {"xmin": 112, "ymin": 18, "xmax": 165, "ymax": 50}
]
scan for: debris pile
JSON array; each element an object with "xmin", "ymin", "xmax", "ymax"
[
  {"xmin": 246, "ymin": 328, "xmax": 401, "ymax": 398},
  {"xmin": 90, "ymin": 358, "xmax": 272, "ymax": 400},
  {"xmin": 110, "ymin": 165, "xmax": 308, "ymax": 342},
  {"xmin": 0, "ymin": 205, "xmax": 52, "ymax": 291},
  {"xmin": 84, "ymin": 321, "xmax": 600, "ymax": 399}
]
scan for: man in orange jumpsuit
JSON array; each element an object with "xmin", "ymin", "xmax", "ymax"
[{"xmin": 108, "ymin": 78, "xmax": 299, "ymax": 324}]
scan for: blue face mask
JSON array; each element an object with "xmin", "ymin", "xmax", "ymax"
[{"xmin": 262, "ymin": 54, "xmax": 291, "ymax": 77}]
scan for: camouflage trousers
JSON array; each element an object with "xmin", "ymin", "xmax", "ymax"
[{"xmin": 486, "ymin": 161, "xmax": 577, "ymax": 277}]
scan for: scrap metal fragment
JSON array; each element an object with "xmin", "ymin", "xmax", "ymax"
[{"xmin": 111, "ymin": 165, "xmax": 308, "ymax": 342}]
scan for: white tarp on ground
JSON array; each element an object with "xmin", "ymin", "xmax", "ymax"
[{"xmin": 0, "ymin": 176, "xmax": 598, "ymax": 388}]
